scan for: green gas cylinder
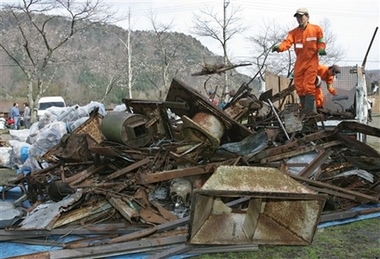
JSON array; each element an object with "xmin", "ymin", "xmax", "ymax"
[{"xmin": 101, "ymin": 111, "xmax": 152, "ymax": 148}]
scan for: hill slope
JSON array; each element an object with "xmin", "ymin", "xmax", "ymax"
[{"xmin": 0, "ymin": 12, "xmax": 254, "ymax": 106}]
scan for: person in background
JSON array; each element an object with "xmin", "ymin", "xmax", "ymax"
[
  {"xmin": 10, "ymin": 102, "xmax": 21, "ymax": 130},
  {"xmin": 228, "ymin": 89, "xmax": 236, "ymax": 103},
  {"xmin": 208, "ymin": 89, "xmax": 218, "ymax": 106},
  {"xmin": 315, "ymin": 64, "xmax": 341, "ymax": 109},
  {"xmin": 23, "ymin": 102, "xmax": 31, "ymax": 129},
  {"xmin": 272, "ymin": 7, "xmax": 326, "ymax": 114}
]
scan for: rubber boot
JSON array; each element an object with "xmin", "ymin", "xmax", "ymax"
[
  {"xmin": 303, "ymin": 94, "xmax": 316, "ymax": 115},
  {"xmin": 299, "ymin": 96, "xmax": 305, "ymax": 111},
  {"xmin": 301, "ymin": 94, "xmax": 318, "ymax": 133}
]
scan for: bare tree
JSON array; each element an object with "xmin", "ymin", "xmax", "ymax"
[
  {"xmin": 126, "ymin": 9, "xmax": 133, "ymax": 99},
  {"xmin": 118, "ymin": 8, "xmax": 134, "ymax": 100},
  {"xmin": 247, "ymin": 19, "xmax": 290, "ymax": 80},
  {"xmin": 147, "ymin": 11, "xmax": 183, "ymax": 100},
  {"xmin": 192, "ymin": 0, "xmax": 248, "ymax": 102},
  {"xmin": 318, "ymin": 18, "xmax": 346, "ymax": 65},
  {"xmin": 0, "ymin": 0, "xmax": 114, "ymax": 121}
]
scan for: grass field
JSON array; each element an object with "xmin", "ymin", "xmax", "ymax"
[{"xmin": 192, "ymin": 217, "xmax": 380, "ymax": 259}]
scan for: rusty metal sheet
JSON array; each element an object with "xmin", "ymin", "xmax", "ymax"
[
  {"xmin": 165, "ymin": 78, "xmax": 252, "ymax": 142},
  {"xmin": 73, "ymin": 114, "xmax": 105, "ymax": 144},
  {"xmin": 201, "ymin": 166, "xmax": 320, "ymax": 194},
  {"xmin": 188, "ymin": 166, "xmax": 326, "ymax": 246}
]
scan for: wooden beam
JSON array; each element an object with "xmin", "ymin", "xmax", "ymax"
[
  {"xmin": 136, "ymin": 165, "xmax": 215, "ymax": 184},
  {"xmin": 290, "ymin": 174, "xmax": 379, "ymax": 202},
  {"xmin": 107, "ymin": 158, "xmax": 150, "ymax": 180}
]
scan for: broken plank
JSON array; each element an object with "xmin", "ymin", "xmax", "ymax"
[
  {"xmin": 319, "ymin": 210, "xmax": 359, "ymax": 223},
  {"xmin": 307, "ymin": 186, "xmax": 356, "ymax": 200},
  {"xmin": 108, "ymin": 197, "xmax": 139, "ymax": 223},
  {"xmin": 107, "ymin": 158, "xmax": 150, "ymax": 180},
  {"xmin": 290, "ymin": 174, "xmax": 379, "ymax": 202},
  {"xmin": 7, "ymin": 235, "xmax": 187, "ymax": 259},
  {"xmin": 66, "ymin": 165, "xmax": 105, "ymax": 185},
  {"xmin": 52, "ymin": 200, "xmax": 112, "ymax": 228},
  {"xmin": 136, "ymin": 165, "xmax": 214, "ymax": 184},
  {"xmin": 261, "ymin": 140, "xmax": 341, "ymax": 163}
]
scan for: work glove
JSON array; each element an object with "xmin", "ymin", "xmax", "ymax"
[
  {"xmin": 328, "ymin": 86, "xmax": 336, "ymax": 95},
  {"xmin": 318, "ymin": 49, "xmax": 327, "ymax": 56},
  {"xmin": 272, "ymin": 44, "xmax": 280, "ymax": 53}
]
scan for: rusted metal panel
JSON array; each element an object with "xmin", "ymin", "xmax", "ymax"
[
  {"xmin": 182, "ymin": 112, "xmax": 225, "ymax": 144},
  {"xmin": 135, "ymin": 165, "xmax": 215, "ymax": 185},
  {"xmin": 73, "ymin": 114, "xmax": 105, "ymax": 144},
  {"xmin": 165, "ymin": 78, "xmax": 252, "ymax": 142},
  {"xmin": 188, "ymin": 166, "xmax": 327, "ymax": 245}
]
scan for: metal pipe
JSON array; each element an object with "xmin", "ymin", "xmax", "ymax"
[{"xmin": 267, "ymin": 99, "xmax": 290, "ymax": 140}]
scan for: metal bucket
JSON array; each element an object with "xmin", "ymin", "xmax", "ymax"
[
  {"xmin": 188, "ymin": 166, "xmax": 327, "ymax": 246},
  {"xmin": 181, "ymin": 112, "xmax": 225, "ymax": 147},
  {"xmin": 101, "ymin": 111, "xmax": 151, "ymax": 148}
]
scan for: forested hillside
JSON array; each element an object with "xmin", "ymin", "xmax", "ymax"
[{"xmin": 0, "ymin": 11, "xmax": 254, "ymax": 106}]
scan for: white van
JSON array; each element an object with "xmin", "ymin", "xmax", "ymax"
[{"xmin": 37, "ymin": 96, "xmax": 66, "ymax": 120}]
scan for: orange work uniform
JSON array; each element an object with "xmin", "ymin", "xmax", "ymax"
[
  {"xmin": 315, "ymin": 65, "xmax": 337, "ymax": 108},
  {"xmin": 277, "ymin": 23, "xmax": 326, "ymax": 97}
]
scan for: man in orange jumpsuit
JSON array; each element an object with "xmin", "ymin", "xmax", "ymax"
[
  {"xmin": 272, "ymin": 7, "xmax": 326, "ymax": 114},
  {"xmin": 315, "ymin": 64, "xmax": 341, "ymax": 109}
]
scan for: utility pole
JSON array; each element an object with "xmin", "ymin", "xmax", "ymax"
[
  {"xmin": 222, "ymin": 0, "xmax": 230, "ymax": 103},
  {"xmin": 127, "ymin": 8, "xmax": 133, "ymax": 98}
]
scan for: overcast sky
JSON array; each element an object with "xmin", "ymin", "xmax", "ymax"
[{"xmin": 105, "ymin": 0, "xmax": 379, "ymax": 74}]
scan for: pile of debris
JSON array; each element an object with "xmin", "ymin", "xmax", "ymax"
[{"xmin": 1, "ymin": 78, "xmax": 379, "ymax": 258}]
